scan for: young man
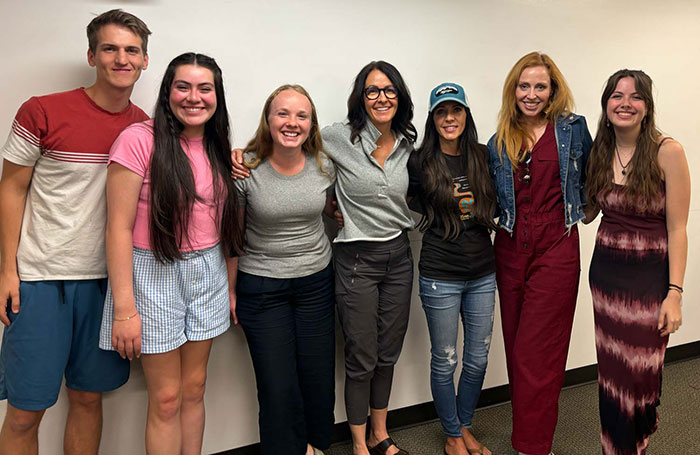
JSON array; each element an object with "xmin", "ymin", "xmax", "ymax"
[{"xmin": 0, "ymin": 10, "xmax": 150, "ymax": 455}]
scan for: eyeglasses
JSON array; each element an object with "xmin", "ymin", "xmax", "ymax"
[
  {"xmin": 364, "ymin": 85, "xmax": 398, "ymax": 100},
  {"xmin": 518, "ymin": 150, "xmax": 532, "ymax": 183}
]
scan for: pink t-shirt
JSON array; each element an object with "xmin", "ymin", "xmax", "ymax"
[{"xmin": 108, "ymin": 120, "xmax": 220, "ymax": 251}]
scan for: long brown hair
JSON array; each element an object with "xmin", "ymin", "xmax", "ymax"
[
  {"xmin": 495, "ymin": 51, "xmax": 574, "ymax": 169},
  {"xmin": 243, "ymin": 84, "xmax": 327, "ymax": 172},
  {"xmin": 412, "ymin": 106, "xmax": 497, "ymax": 239},
  {"xmin": 150, "ymin": 53, "xmax": 244, "ymax": 262},
  {"xmin": 586, "ymin": 69, "xmax": 663, "ymax": 211}
]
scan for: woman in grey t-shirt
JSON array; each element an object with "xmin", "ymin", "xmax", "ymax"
[{"xmin": 232, "ymin": 84, "xmax": 336, "ymax": 455}]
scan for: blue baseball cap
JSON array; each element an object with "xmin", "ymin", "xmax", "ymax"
[{"xmin": 429, "ymin": 82, "xmax": 468, "ymax": 112}]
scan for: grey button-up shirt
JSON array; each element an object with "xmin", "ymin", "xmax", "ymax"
[{"xmin": 321, "ymin": 121, "xmax": 414, "ymax": 242}]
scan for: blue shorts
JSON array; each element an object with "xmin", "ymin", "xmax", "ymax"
[
  {"xmin": 100, "ymin": 244, "xmax": 230, "ymax": 354},
  {"xmin": 0, "ymin": 279, "xmax": 130, "ymax": 411}
]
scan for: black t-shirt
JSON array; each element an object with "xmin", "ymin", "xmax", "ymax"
[{"xmin": 408, "ymin": 151, "xmax": 495, "ymax": 281}]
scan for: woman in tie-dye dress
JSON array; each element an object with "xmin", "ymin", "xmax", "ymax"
[{"xmin": 584, "ymin": 69, "xmax": 690, "ymax": 455}]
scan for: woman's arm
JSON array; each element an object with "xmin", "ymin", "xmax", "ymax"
[
  {"xmin": 226, "ymin": 256, "xmax": 240, "ymax": 325},
  {"xmin": 106, "ymin": 163, "xmax": 144, "ymax": 359},
  {"xmin": 578, "ymin": 117, "xmax": 596, "ymax": 223},
  {"xmin": 227, "ymin": 205, "xmax": 246, "ymax": 325},
  {"xmin": 657, "ymin": 139, "xmax": 690, "ymax": 336}
]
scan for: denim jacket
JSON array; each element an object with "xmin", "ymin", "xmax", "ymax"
[{"xmin": 487, "ymin": 113, "xmax": 592, "ymax": 233}]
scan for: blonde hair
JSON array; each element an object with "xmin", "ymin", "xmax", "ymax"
[
  {"xmin": 244, "ymin": 84, "xmax": 327, "ymax": 172},
  {"xmin": 495, "ymin": 52, "xmax": 574, "ymax": 169}
]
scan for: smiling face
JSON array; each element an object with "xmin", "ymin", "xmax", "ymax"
[
  {"xmin": 169, "ymin": 64, "xmax": 217, "ymax": 138},
  {"xmin": 515, "ymin": 65, "xmax": 552, "ymax": 120},
  {"xmin": 606, "ymin": 76, "xmax": 647, "ymax": 132},
  {"xmin": 88, "ymin": 24, "xmax": 148, "ymax": 91},
  {"xmin": 267, "ymin": 89, "xmax": 312, "ymax": 152},
  {"xmin": 433, "ymin": 101, "xmax": 467, "ymax": 145},
  {"xmin": 363, "ymin": 69, "xmax": 398, "ymax": 129}
]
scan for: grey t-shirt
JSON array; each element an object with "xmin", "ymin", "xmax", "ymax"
[
  {"xmin": 321, "ymin": 121, "xmax": 414, "ymax": 242},
  {"xmin": 234, "ymin": 153, "xmax": 335, "ymax": 279}
]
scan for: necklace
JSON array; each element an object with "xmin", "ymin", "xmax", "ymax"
[{"xmin": 615, "ymin": 145, "xmax": 633, "ymax": 176}]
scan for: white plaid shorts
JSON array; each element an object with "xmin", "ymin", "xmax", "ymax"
[{"xmin": 99, "ymin": 244, "xmax": 230, "ymax": 354}]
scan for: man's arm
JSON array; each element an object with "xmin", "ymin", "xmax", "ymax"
[{"xmin": 0, "ymin": 160, "xmax": 33, "ymax": 326}]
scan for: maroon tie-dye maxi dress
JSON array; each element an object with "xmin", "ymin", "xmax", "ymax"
[{"xmin": 589, "ymin": 184, "xmax": 669, "ymax": 455}]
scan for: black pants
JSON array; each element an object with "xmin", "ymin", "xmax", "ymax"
[
  {"xmin": 334, "ymin": 233, "xmax": 413, "ymax": 425},
  {"xmin": 236, "ymin": 264, "xmax": 335, "ymax": 454}
]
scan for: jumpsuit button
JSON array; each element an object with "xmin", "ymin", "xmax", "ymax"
[
  {"xmin": 524, "ymin": 196, "xmax": 531, "ymax": 202},
  {"xmin": 523, "ymin": 242, "xmax": 528, "ymax": 249},
  {"xmin": 523, "ymin": 230, "xmax": 527, "ymax": 236}
]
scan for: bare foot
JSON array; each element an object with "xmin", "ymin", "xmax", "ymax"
[
  {"xmin": 307, "ymin": 444, "xmax": 325, "ymax": 455},
  {"xmin": 460, "ymin": 427, "xmax": 491, "ymax": 455},
  {"xmin": 352, "ymin": 442, "xmax": 371, "ymax": 455},
  {"xmin": 445, "ymin": 435, "xmax": 469, "ymax": 455}
]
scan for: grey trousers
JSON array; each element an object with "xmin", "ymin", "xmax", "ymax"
[{"xmin": 334, "ymin": 232, "xmax": 414, "ymax": 425}]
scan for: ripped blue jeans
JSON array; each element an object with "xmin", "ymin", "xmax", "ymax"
[{"xmin": 418, "ymin": 272, "xmax": 496, "ymax": 437}]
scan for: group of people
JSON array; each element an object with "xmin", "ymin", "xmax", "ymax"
[{"xmin": 0, "ymin": 7, "xmax": 690, "ymax": 455}]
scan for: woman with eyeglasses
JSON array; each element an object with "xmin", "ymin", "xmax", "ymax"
[
  {"xmin": 321, "ymin": 60, "xmax": 416, "ymax": 455},
  {"xmin": 585, "ymin": 70, "xmax": 689, "ymax": 455},
  {"xmin": 408, "ymin": 83, "xmax": 497, "ymax": 455},
  {"xmin": 486, "ymin": 52, "xmax": 592, "ymax": 455}
]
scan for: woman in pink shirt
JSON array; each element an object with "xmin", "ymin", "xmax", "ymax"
[{"xmin": 99, "ymin": 53, "xmax": 244, "ymax": 454}]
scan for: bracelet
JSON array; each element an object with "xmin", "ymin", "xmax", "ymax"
[
  {"xmin": 668, "ymin": 283, "xmax": 684, "ymax": 294},
  {"xmin": 114, "ymin": 311, "xmax": 139, "ymax": 322}
]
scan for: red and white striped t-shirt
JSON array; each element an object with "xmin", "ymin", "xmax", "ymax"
[{"xmin": 1, "ymin": 88, "xmax": 148, "ymax": 280}]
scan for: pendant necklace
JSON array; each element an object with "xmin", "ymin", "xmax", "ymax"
[{"xmin": 615, "ymin": 145, "xmax": 632, "ymax": 176}]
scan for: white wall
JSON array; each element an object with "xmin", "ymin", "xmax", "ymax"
[{"xmin": 0, "ymin": 0, "xmax": 698, "ymax": 453}]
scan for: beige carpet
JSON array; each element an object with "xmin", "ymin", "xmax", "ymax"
[{"xmin": 326, "ymin": 357, "xmax": 700, "ymax": 455}]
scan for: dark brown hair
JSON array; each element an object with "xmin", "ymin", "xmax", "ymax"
[
  {"xmin": 150, "ymin": 53, "xmax": 244, "ymax": 262},
  {"xmin": 411, "ymin": 104, "xmax": 497, "ymax": 239},
  {"xmin": 586, "ymin": 69, "xmax": 663, "ymax": 211},
  {"xmin": 347, "ymin": 61, "xmax": 417, "ymax": 144}
]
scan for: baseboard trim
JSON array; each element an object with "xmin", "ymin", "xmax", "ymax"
[{"xmin": 215, "ymin": 340, "xmax": 700, "ymax": 454}]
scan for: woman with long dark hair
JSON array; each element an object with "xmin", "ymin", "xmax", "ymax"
[
  {"xmin": 99, "ymin": 53, "xmax": 244, "ymax": 454},
  {"xmin": 322, "ymin": 60, "xmax": 416, "ymax": 455},
  {"xmin": 233, "ymin": 84, "xmax": 336, "ymax": 455},
  {"xmin": 408, "ymin": 83, "xmax": 497, "ymax": 455},
  {"xmin": 487, "ymin": 52, "xmax": 592, "ymax": 455},
  {"xmin": 585, "ymin": 69, "xmax": 689, "ymax": 454}
]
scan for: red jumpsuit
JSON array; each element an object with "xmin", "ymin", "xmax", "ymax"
[{"xmin": 494, "ymin": 124, "xmax": 580, "ymax": 455}]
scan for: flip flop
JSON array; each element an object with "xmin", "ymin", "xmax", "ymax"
[{"xmin": 368, "ymin": 437, "xmax": 409, "ymax": 455}]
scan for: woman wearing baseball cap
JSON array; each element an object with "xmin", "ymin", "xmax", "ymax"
[{"xmin": 408, "ymin": 83, "xmax": 497, "ymax": 455}]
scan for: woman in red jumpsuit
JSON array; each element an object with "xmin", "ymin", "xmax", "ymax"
[{"xmin": 486, "ymin": 52, "xmax": 592, "ymax": 455}]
